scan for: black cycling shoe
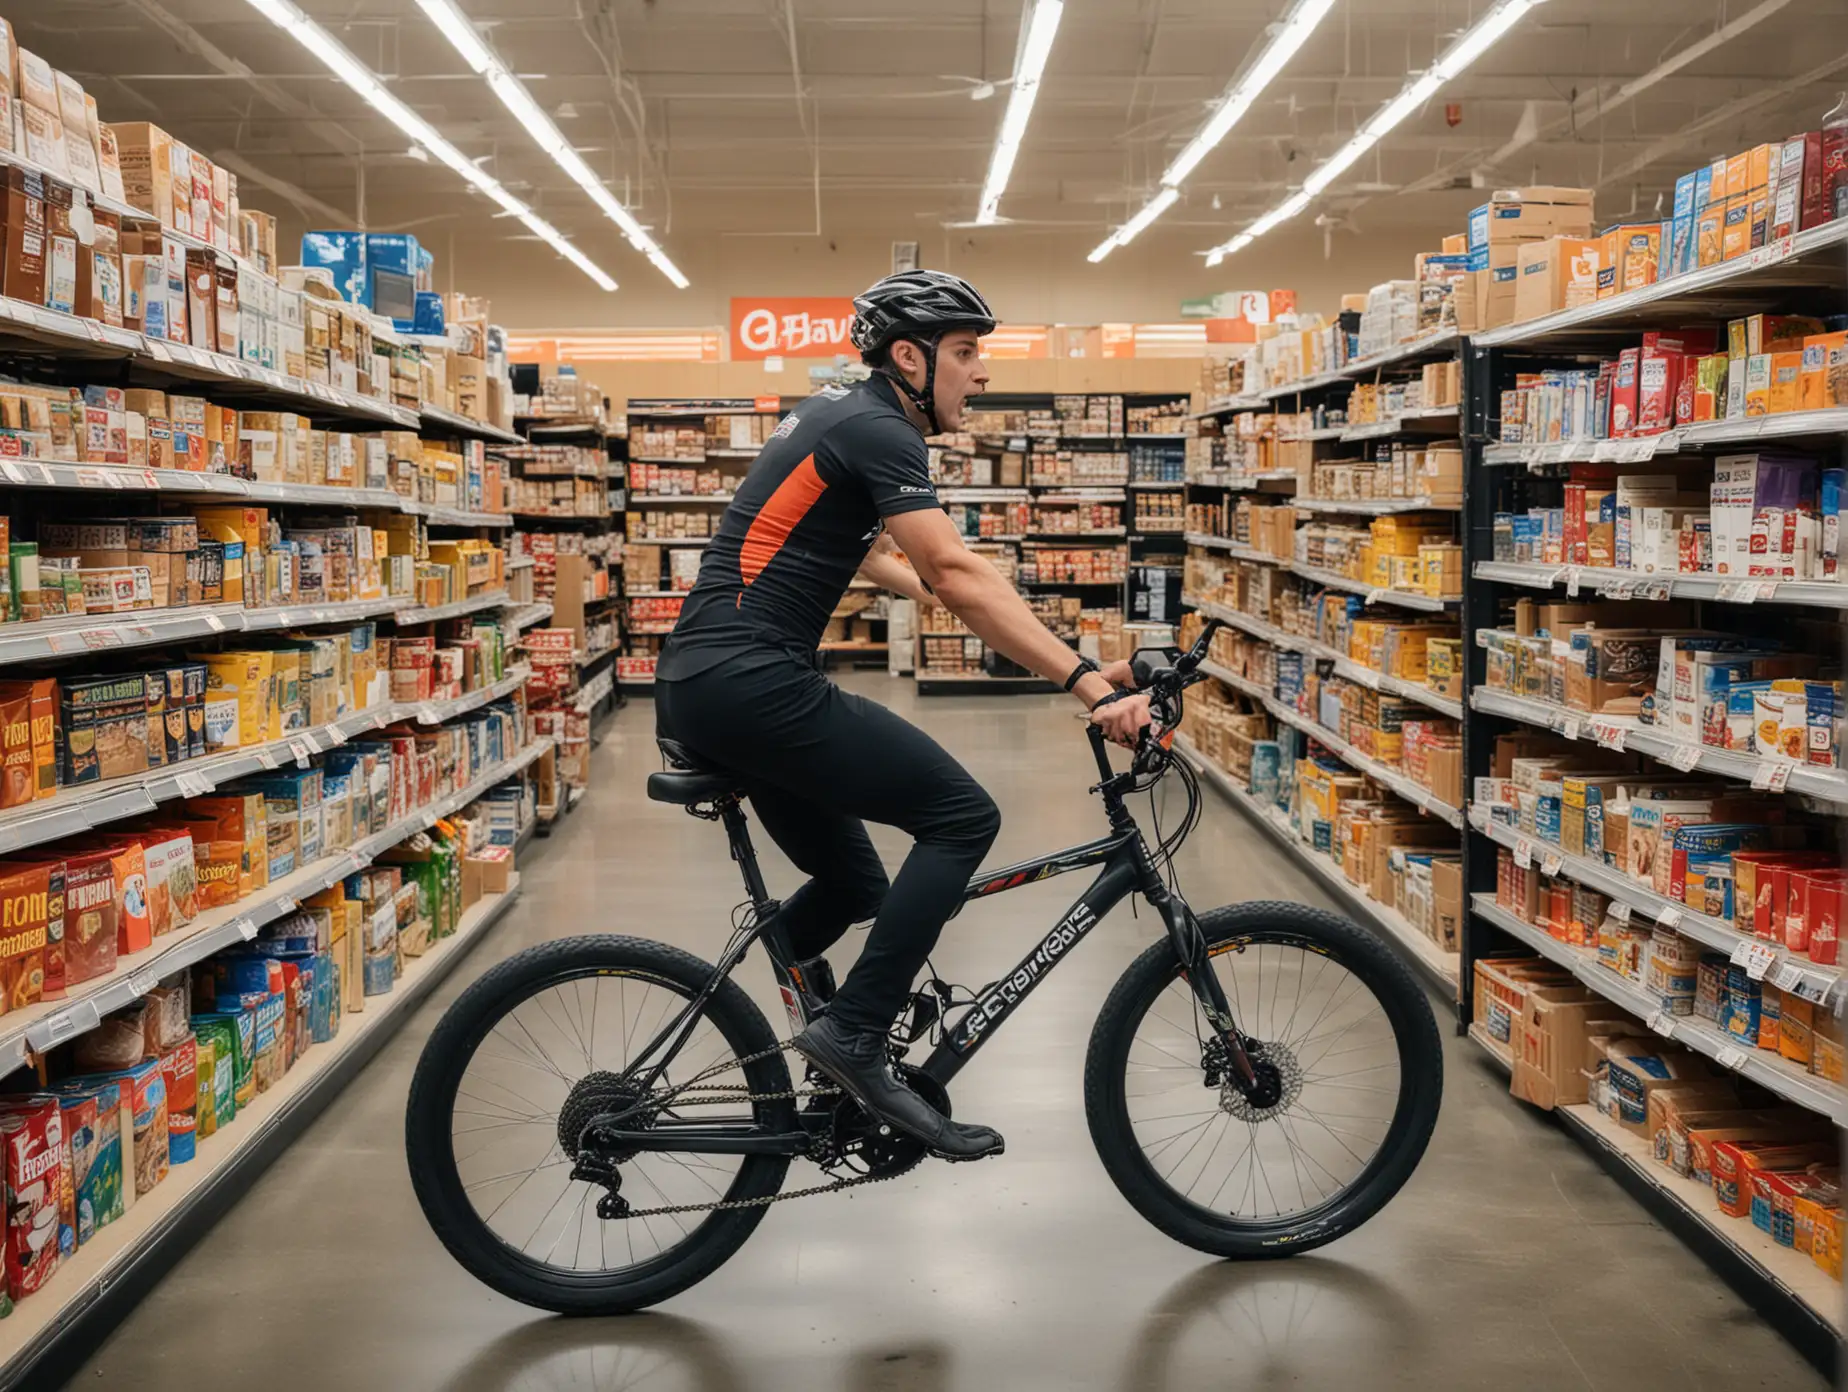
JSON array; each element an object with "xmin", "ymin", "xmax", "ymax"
[{"xmin": 792, "ymin": 1016, "xmax": 1005, "ymax": 1162}]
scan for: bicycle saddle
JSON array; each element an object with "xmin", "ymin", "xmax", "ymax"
[{"xmin": 648, "ymin": 739, "xmax": 742, "ymax": 805}]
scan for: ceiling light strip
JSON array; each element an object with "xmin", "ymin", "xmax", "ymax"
[
  {"xmin": 415, "ymin": 0, "xmax": 688, "ymax": 288},
  {"xmin": 975, "ymin": 0, "xmax": 1065, "ymax": 225},
  {"xmin": 1088, "ymin": 0, "xmax": 1334, "ymax": 263},
  {"xmin": 1202, "ymin": 0, "xmax": 1545, "ymax": 266},
  {"xmin": 238, "ymin": 0, "xmax": 616, "ymax": 291}
]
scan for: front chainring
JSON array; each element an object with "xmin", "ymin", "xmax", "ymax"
[{"xmin": 810, "ymin": 1062, "xmax": 950, "ymax": 1182}]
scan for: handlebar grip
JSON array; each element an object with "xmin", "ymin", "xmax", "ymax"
[{"xmin": 1131, "ymin": 657, "xmax": 1157, "ymax": 689}]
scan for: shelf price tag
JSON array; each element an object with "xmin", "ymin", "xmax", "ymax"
[
  {"xmin": 1647, "ymin": 1011, "xmax": 1675, "ymax": 1037},
  {"xmin": 1610, "ymin": 902, "xmax": 1632, "ymax": 926},
  {"xmin": 1559, "ymin": 715, "xmax": 1582, "ymax": 742},
  {"xmin": 1664, "ymin": 742, "xmax": 1703, "ymax": 772},
  {"xmin": 34, "ymin": 1000, "xmax": 101, "ymax": 1051},
  {"xmin": 1770, "ymin": 961, "xmax": 1807, "ymax": 993},
  {"xmin": 237, "ymin": 916, "xmax": 259, "ymax": 941},
  {"xmin": 80, "ymin": 629, "xmax": 122, "ymax": 650},
  {"xmin": 324, "ymin": 724, "xmax": 349, "ymax": 746},
  {"xmin": 288, "ymin": 739, "xmax": 312, "ymax": 768},
  {"xmin": 1642, "ymin": 581, "xmax": 1672, "ymax": 601},
  {"xmin": 203, "ymin": 613, "xmax": 227, "ymax": 632},
  {"xmin": 1716, "ymin": 1045, "xmax": 1748, "ymax": 1071},
  {"xmin": 1513, "ymin": 837, "xmax": 1534, "ymax": 870},
  {"xmin": 1749, "ymin": 760, "xmax": 1794, "ymax": 793},
  {"xmin": 1793, "ymin": 971, "xmax": 1834, "ymax": 1006},
  {"xmin": 1564, "ymin": 567, "xmax": 1583, "ymax": 597},
  {"xmin": 1732, "ymin": 940, "xmax": 1778, "ymax": 980},
  {"xmin": 1596, "ymin": 578, "xmax": 1638, "ymax": 599},
  {"xmin": 256, "ymin": 748, "xmax": 281, "ymax": 770},
  {"xmin": 129, "ymin": 968, "xmax": 160, "ymax": 998},
  {"xmin": 1541, "ymin": 851, "xmax": 1563, "ymax": 878},
  {"xmin": 1656, "ymin": 903, "xmax": 1683, "ymax": 928},
  {"xmin": 1591, "ymin": 720, "xmax": 1627, "ymax": 752}
]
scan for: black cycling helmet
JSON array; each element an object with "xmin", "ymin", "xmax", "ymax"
[{"xmin": 850, "ymin": 270, "xmax": 996, "ymax": 433}]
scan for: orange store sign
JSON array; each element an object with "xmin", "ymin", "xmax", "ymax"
[{"xmin": 730, "ymin": 297, "xmax": 858, "ymax": 360}]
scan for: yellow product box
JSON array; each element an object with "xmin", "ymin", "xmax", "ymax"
[
  {"xmin": 199, "ymin": 650, "xmax": 273, "ymax": 750},
  {"xmin": 1800, "ymin": 331, "xmax": 1848, "ymax": 411},
  {"xmin": 1743, "ymin": 355, "xmax": 1773, "ymax": 417},
  {"xmin": 1611, "ymin": 224, "xmax": 1661, "ymax": 293},
  {"xmin": 1721, "ymin": 195, "xmax": 1753, "ymax": 261},
  {"xmin": 1767, "ymin": 351, "xmax": 1804, "ymax": 415},
  {"xmin": 1746, "ymin": 142, "xmax": 1776, "ymax": 247},
  {"xmin": 267, "ymin": 648, "xmax": 305, "ymax": 739}
]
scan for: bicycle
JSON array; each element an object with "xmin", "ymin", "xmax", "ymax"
[{"xmin": 405, "ymin": 618, "xmax": 1444, "ymax": 1315}]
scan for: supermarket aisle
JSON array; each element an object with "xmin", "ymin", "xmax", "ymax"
[{"xmin": 64, "ymin": 673, "xmax": 1825, "ymax": 1391}]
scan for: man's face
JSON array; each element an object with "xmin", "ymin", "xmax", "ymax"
[{"xmin": 930, "ymin": 329, "xmax": 989, "ymax": 430}]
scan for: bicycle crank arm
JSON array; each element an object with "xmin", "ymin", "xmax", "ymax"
[{"xmin": 586, "ymin": 1120, "xmax": 813, "ymax": 1157}]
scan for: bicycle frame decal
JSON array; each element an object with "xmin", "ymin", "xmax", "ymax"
[
  {"xmin": 962, "ymin": 834, "xmax": 1127, "ymax": 900},
  {"xmin": 951, "ymin": 897, "xmax": 1101, "ymax": 1050}
]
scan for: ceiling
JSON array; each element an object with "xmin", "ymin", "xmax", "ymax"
[{"xmin": 17, "ymin": 0, "xmax": 1848, "ymax": 279}]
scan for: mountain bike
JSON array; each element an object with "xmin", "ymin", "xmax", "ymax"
[{"xmin": 404, "ymin": 618, "xmax": 1444, "ymax": 1315}]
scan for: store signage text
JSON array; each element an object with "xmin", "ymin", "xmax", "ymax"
[{"xmin": 730, "ymin": 297, "xmax": 858, "ymax": 360}]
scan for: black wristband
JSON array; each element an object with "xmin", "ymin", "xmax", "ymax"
[
  {"xmin": 1063, "ymin": 656, "xmax": 1099, "ymax": 693},
  {"xmin": 1089, "ymin": 688, "xmax": 1132, "ymax": 713}
]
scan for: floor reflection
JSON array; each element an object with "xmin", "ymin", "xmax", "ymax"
[{"xmin": 435, "ymin": 1313, "xmax": 745, "ymax": 1392}]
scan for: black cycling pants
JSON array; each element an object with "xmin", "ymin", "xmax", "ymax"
[{"xmin": 655, "ymin": 650, "xmax": 1000, "ymax": 1036}]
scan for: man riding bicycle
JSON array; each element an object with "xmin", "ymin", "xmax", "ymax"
[{"xmin": 654, "ymin": 270, "xmax": 1154, "ymax": 1161}]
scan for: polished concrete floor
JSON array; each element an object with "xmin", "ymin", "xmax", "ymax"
[{"xmin": 65, "ymin": 673, "xmax": 1829, "ymax": 1390}]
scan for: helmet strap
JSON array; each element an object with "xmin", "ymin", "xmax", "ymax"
[{"xmin": 878, "ymin": 335, "xmax": 941, "ymax": 434}]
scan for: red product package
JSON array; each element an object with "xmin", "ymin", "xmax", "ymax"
[
  {"xmin": 1610, "ymin": 348, "xmax": 1641, "ymax": 437},
  {"xmin": 1799, "ymin": 870, "xmax": 1847, "ymax": 964},
  {"xmin": 159, "ymin": 1037, "xmax": 198, "ymax": 1165},
  {"xmin": 59, "ymin": 849, "xmax": 121, "ymax": 988},
  {"xmin": 0, "ymin": 1098, "xmax": 65, "ymax": 1298},
  {"xmin": 1636, "ymin": 347, "xmax": 1684, "ymax": 435}
]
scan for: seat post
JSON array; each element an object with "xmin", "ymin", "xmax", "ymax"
[{"xmin": 720, "ymin": 800, "xmax": 773, "ymax": 909}]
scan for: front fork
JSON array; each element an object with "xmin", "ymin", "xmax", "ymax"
[{"xmin": 1146, "ymin": 877, "xmax": 1261, "ymax": 1093}]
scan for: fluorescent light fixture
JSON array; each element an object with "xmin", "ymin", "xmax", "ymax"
[
  {"xmin": 1091, "ymin": 0, "xmax": 1333, "ymax": 263},
  {"xmin": 415, "ymin": 0, "xmax": 690, "ymax": 288},
  {"xmin": 1201, "ymin": 0, "xmax": 1543, "ymax": 264},
  {"xmin": 238, "ymin": 0, "xmax": 616, "ymax": 290},
  {"xmin": 975, "ymin": 0, "xmax": 1064, "ymax": 225},
  {"xmin": 1087, "ymin": 186, "xmax": 1179, "ymax": 262}
]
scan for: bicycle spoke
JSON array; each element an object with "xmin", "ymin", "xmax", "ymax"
[{"xmin": 1126, "ymin": 934, "xmax": 1400, "ymax": 1226}]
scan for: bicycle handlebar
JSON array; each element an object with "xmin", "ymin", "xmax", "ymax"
[{"xmin": 1086, "ymin": 617, "xmax": 1230, "ymax": 785}]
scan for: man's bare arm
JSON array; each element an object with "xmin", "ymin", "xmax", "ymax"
[{"xmin": 856, "ymin": 533, "xmax": 935, "ymax": 606}]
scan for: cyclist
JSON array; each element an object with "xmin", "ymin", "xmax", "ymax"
[{"xmin": 654, "ymin": 270, "xmax": 1153, "ymax": 1161}]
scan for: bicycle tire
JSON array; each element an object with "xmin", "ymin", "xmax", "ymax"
[
  {"xmin": 1083, "ymin": 901, "xmax": 1442, "ymax": 1259},
  {"xmin": 405, "ymin": 935, "xmax": 797, "ymax": 1315}
]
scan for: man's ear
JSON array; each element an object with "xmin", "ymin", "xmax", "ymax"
[{"xmin": 888, "ymin": 339, "xmax": 925, "ymax": 381}]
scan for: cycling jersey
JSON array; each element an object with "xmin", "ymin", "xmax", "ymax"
[{"xmin": 657, "ymin": 376, "xmax": 939, "ymax": 680}]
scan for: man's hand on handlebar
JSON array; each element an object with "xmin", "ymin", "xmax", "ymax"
[
  {"xmin": 1098, "ymin": 659, "xmax": 1138, "ymax": 689},
  {"xmin": 1090, "ymin": 690, "xmax": 1154, "ymax": 748}
]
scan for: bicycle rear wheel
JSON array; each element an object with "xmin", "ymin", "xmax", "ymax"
[
  {"xmin": 1083, "ymin": 901, "xmax": 1442, "ymax": 1258},
  {"xmin": 406, "ymin": 935, "xmax": 797, "ymax": 1315}
]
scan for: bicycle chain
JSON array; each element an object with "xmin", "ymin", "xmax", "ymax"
[{"xmin": 597, "ymin": 1038, "xmax": 905, "ymax": 1220}]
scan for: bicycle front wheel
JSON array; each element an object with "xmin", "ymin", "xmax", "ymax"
[
  {"xmin": 1083, "ymin": 901, "xmax": 1442, "ymax": 1258},
  {"xmin": 405, "ymin": 935, "xmax": 797, "ymax": 1315}
]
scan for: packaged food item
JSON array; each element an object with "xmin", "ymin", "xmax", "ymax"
[
  {"xmin": 73, "ymin": 1006, "xmax": 150, "ymax": 1072},
  {"xmin": 0, "ymin": 1098, "xmax": 64, "ymax": 1299},
  {"xmin": 93, "ymin": 1059, "xmax": 168, "ymax": 1197},
  {"xmin": 59, "ymin": 848, "xmax": 119, "ymax": 988},
  {"xmin": 140, "ymin": 829, "xmax": 197, "ymax": 938},
  {"xmin": 159, "ymin": 1036, "xmax": 198, "ymax": 1164},
  {"xmin": 1713, "ymin": 1139, "xmax": 1835, "ymax": 1218},
  {"xmin": 0, "ymin": 679, "xmax": 57, "ymax": 809},
  {"xmin": 0, "ymin": 859, "xmax": 53, "ymax": 1014},
  {"xmin": 49, "ymin": 1080, "xmax": 125, "ymax": 1244}
]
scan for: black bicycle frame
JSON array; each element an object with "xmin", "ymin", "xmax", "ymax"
[{"xmin": 606, "ymin": 725, "xmax": 1255, "ymax": 1156}]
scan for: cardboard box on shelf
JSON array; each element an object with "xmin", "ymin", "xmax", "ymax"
[{"xmin": 1513, "ymin": 236, "xmax": 1599, "ymax": 322}]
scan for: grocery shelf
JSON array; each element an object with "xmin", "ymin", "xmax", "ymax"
[
  {"xmin": 1468, "ymin": 687, "xmax": 1848, "ymax": 807},
  {"xmin": 1175, "ymin": 732, "xmax": 1459, "ymax": 993},
  {"xmin": 915, "ymin": 673, "xmax": 1056, "ymax": 695},
  {"xmin": 1290, "ymin": 495, "xmax": 1458, "ymax": 516},
  {"xmin": 1199, "ymin": 658, "xmax": 1276, "ymax": 703},
  {"xmin": 1258, "ymin": 329, "xmax": 1461, "ymax": 402},
  {"xmin": 1031, "ymin": 490, "xmax": 1129, "ymax": 502},
  {"xmin": 937, "ymin": 487, "xmax": 1031, "ymax": 502},
  {"xmin": 1189, "ymin": 393, "xmax": 1266, "ymax": 419},
  {"xmin": 1265, "ymin": 698, "xmax": 1464, "ymax": 827},
  {"xmin": 1473, "ymin": 219, "xmax": 1848, "ymax": 348},
  {"xmin": 1553, "ymin": 1103, "xmax": 1841, "ymax": 1372},
  {"xmin": 506, "ymin": 509, "xmax": 608, "ymax": 522},
  {"xmin": 1471, "ymin": 560, "xmax": 1848, "ymax": 609},
  {"xmin": 630, "ymin": 536, "xmax": 712, "ymax": 547},
  {"xmin": 0, "ymin": 874, "xmax": 525, "ymax": 1390},
  {"xmin": 1338, "ymin": 406, "xmax": 1460, "ymax": 441},
  {"xmin": 1026, "ymin": 529, "xmax": 1128, "ymax": 540},
  {"xmin": 0, "ymin": 733, "xmax": 550, "ymax": 1082},
  {"xmin": 419, "ymin": 406, "xmax": 525, "ymax": 446},
  {"xmin": 1181, "ymin": 533, "xmax": 1284, "ymax": 566},
  {"xmin": 0, "ymin": 604, "xmax": 248, "ymax": 663},
  {"xmin": 408, "ymin": 666, "xmax": 533, "ymax": 723},
  {"xmin": 1124, "ymin": 480, "xmax": 1185, "ymax": 491},
  {"xmin": 1287, "ymin": 562, "xmax": 1458, "ymax": 613},
  {"xmin": 1187, "ymin": 469, "xmax": 1300, "ymax": 489},
  {"xmin": 1466, "ymin": 808, "xmax": 1842, "ymax": 1004},
  {"xmin": 1481, "ymin": 409, "xmax": 1848, "ymax": 468},
  {"xmin": 0, "ymin": 293, "xmax": 420, "ymax": 431},
  {"xmin": 1470, "ymin": 895, "xmax": 1845, "ymax": 1124},
  {"xmin": 412, "ymin": 503, "xmax": 515, "ymax": 529},
  {"xmin": 393, "ymin": 590, "xmax": 513, "ymax": 625},
  {"xmin": 1187, "ymin": 593, "xmax": 1462, "ymax": 719},
  {"xmin": 504, "ymin": 555, "xmax": 536, "ymax": 570},
  {"xmin": 0, "ymin": 459, "xmax": 401, "ymax": 513},
  {"xmin": 628, "ymin": 493, "xmax": 736, "ymax": 506},
  {"xmin": 1278, "ymin": 427, "xmax": 1351, "ymax": 443}
]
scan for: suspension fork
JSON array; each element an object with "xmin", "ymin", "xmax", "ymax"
[{"xmin": 1137, "ymin": 852, "xmax": 1261, "ymax": 1092}]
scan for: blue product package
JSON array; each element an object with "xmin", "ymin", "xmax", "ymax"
[
  {"xmin": 363, "ymin": 232, "xmax": 423, "ymax": 280},
  {"xmin": 1510, "ymin": 514, "xmax": 1542, "ymax": 561},
  {"xmin": 1724, "ymin": 965, "xmax": 1761, "ymax": 1045},
  {"xmin": 1668, "ymin": 170, "xmax": 1699, "ymax": 274},
  {"xmin": 416, "ymin": 245, "xmax": 435, "ymax": 289},
  {"xmin": 1248, "ymin": 741, "xmax": 1282, "ymax": 801},
  {"xmin": 212, "ymin": 955, "xmax": 276, "ymax": 999},
  {"xmin": 1468, "ymin": 204, "xmax": 1490, "ymax": 252},
  {"xmin": 1466, "ymin": 245, "xmax": 1488, "ymax": 273},
  {"xmin": 1822, "ymin": 468, "xmax": 1844, "ymax": 578},
  {"xmin": 299, "ymin": 231, "xmax": 369, "ymax": 307},
  {"xmin": 412, "ymin": 291, "xmax": 447, "ymax": 336}
]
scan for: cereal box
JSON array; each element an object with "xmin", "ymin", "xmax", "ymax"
[
  {"xmin": 0, "ymin": 1098, "xmax": 64, "ymax": 1298},
  {"xmin": 49, "ymin": 1080, "xmax": 124, "ymax": 1243},
  {"xmin": 0, "ymin": 860, "xmax": 52, "ymax": 1015},
  {"xmin": 159, "ymin": 1037, "xmax": 198, "ymax": 1164}
]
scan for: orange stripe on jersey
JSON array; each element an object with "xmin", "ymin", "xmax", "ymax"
[{"xmin": 739, "ymin": 454, "xmax": 826, "ymax": 586}]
